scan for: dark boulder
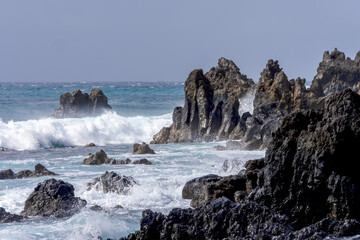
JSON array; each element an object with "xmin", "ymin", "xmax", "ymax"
[
  {"xmin": 84, "ymin": 143, "xmax": 96, "ymax": 147},
  {"xmin": 132, "ymin": 142, "xmax": 155, "ymax": 154},
  {"xmin": 251, "ymin": 89, "xmax": 360, "ymax": 228},
  {"xmin": 0, "ymin": 207, "xmax": 24, "ymax": 223},
  {"xmin": 21, "ymin": 178, "xmax": 87, "ymax": 218},
  {"xmin": 86, "ymin": 171, "xmax": 137, "ymax": 194},
  {"xmin": 0, "ymin": 169, "xmax": 15, "ymax": 180},
  {"xmin": 52, "ymin": 89, "xmax": 111, "ymax": 118},
  {"xmin": 0, "ymin": 164, "xmax": 57, "ymax": 180},
  {"xmin": 82, "ymin": 150, "xmax": 115, "ymax": 165},
  {"xmin": 132, "ymin": 159, "xmax": 152, "ymax": 165},
  {"xmin": 310, "ymin": 48, "xmax": 360, "ymax": 97}
]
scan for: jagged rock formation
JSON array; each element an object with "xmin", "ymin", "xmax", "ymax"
[
  {"xmin": 152, "ymin": 58, "xmax": 255, "ymax": 144},
  {"xmin": 0, "ymin": 164, "xmax": 57, "ymax": 180},
  {"xmin": 86, "ymin": 171, "xmax": 137, "ymax": 194},
  {"xmin": 251, "ymin": 89, "xmax": 360, "ymax": 228},
  {"xmin": 82, "ymin": 150, "xmax": 116, "ymax": 165},
  {"xmin": 21, "ymin": 179, "xmax": 86, "ymax": 218},
  {"xmin": 119, "ymin": 197, "xmax": 360, "ymax": 240},
  {"xmin": 132, "ymin": 142, "xmax": 155, "ymax": 154},
  {"xmin": 310, "ymin": 48, "xmax": 360, "ymax": 97},
  {"xmin": 0, "ymin": 207, "xmax": 24, "ymax": 223},
  {"xmin": 52, "ymin": 89, "xmax": 111, "ymax": 118}
]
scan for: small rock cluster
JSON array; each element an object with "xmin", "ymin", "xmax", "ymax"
[
  {"xmin": 0, "ymin": 164, "xmax": 57, "ymax": 180},
  {"xmin": 86, "ymin": 171, "xmax": 137, "ymax": 194},
  {"xmin": 82, "ymin": 149, "xmax": 152, "ymax": 165}
]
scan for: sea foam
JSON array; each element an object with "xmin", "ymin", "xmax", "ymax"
[{"xmin": 0, "ymin": 112, "xmax": 172, "ymax": 151}]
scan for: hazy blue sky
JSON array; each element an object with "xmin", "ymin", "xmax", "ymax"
[{"xmin": 0, "ymin": 1, "xmax": 359, "ymax": 83}]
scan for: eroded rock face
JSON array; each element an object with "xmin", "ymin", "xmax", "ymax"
[
  {"xmin": 310, "ymin": 48, "xmax": 360, "ymax": 97},
  {"xmin": 0, "ymin": 164, "xmax": 57, "ymax": 180},
  {"xmin": 52, "ymin": 89, "xmax": 111, "ymax": 118},
  {"xmin": 132, "ymin": 142, "xmax": 155, "ymax": 154},
  {"xmin": 21, "ymin": 179, "xmax": 86, "ymax": 218},
  {"xmin": 152, "ymin": 58, "xmax": 255, "ymax": 144},
  {"xmin": 251, "ymin": 89, "xmax": 360, "ymax": 229},
  {"xmin": 0, "ymin": 207, "xmax": 24, "ymax": 223},
  {"xmin": 82, "ymin": 150, "xmax": 115, "ymax": 165},
  {"xmin": 86, "ymin": 171, "xmax": 137, "ymax": 194}
]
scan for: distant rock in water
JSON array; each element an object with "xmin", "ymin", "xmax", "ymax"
[
  {"xmin": 86, "ymin": 171, "xmax": 137, "ymax": 194},
  {"xmin": 0, "ymin": 164, "xmax": 57, "ymax": 180},
  {"xmin": 82, "ymin": 150, "xmax": 115, "ymax": 165},
  {"xmin": 52, "ymin": 89, "xmax": 111, "ymax": 118},
  {"xmin": 132, "ymin": 158, "xmax": 152, "ymax": 165},
  {"xmin": 132, "ymin": 142, "xmax": 155, "ymax": 154},
  {"xmin": 21, "ymin": 178, "xmax": 86, "ymax": 218},
  {"xmin": 0, "ymin": 207, "xmax": 24, "ymax": 223},
  {"xmin": 152, "ymin": 58, "xmax": 255, "ymax": 144},
  {"xmin": 84, "ymin": 143, "xmax": 96, "ymax": 147}
]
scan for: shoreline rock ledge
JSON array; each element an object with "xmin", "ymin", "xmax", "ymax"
[{"xmin": 52, "ymin": 89, "xmax": 111, "ymax": 118}]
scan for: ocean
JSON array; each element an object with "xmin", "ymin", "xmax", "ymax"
[{"xmin": 0, "ymin": 82, "xmax": 264, "ymax": 239}]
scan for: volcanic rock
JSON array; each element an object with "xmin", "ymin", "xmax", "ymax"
[
  {"xmin": 132, "ymin": 142, "xmax": 155, "ymax": 154},
  {"xmin": 0, "ymin": 207, "xmax": 24, "ymax": 223},
  {"xmin": 84, "ymin": 143, "xmax": 96, "ymax": 147},
  {"xmin": 0, "ymin": 164, "xmax": 57, "ymax": 180},
  {"xmin": 310, "ymin": 48, "xmax": 360, "ymax": 97},
  {"xmin": 21, "ymin": 178, "xmax": 87, "ymax": 218},
  {"xmin": 0, "ymin": 169, "xmax": 16, "ymax": 180},
  {"xmin": 132, "ymin": 159, "xmax": 152, "ymax": 165},
  {"xmin": 52, "ymin": 89, "xmax": 111, "ymax": 118},
  {"xmin": 82, "ymin": 150, "xmax": 116, "ymax": 165},
  {"xmin": 251, "ymin": 89, "xmax": 360, "ymax": 228},
  {"xmin": 86, "ymin": 171, "xmax": 137, "ymax": 194}
]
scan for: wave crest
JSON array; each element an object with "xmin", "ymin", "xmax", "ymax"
[{"xmin": 0, "ymin": 112, "xmax": 172, "ymax": 151}]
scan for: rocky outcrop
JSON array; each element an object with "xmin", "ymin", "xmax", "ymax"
[
  {"xmin": 251, "ymin": 89, "xmax": 360, "ymax": 228},
  {"xmin": 310, "ymin": 48, "xmax": 360, "ymax": 97},
  {"xmin": 120, "ymin": 197, "xmax": 360, "ymax": 240},
  {"xmin": 84, "ymin": 143, "xmax": 96, "ymax": 147},
  {"xmin": 82, "ymin": 150, "xmax": 116, "ymax": 165},
  {"xmin": 152, "ymin": 58, "xmax": 255, "ymax": 144},
  {"xmin": 0, "ymin": 207, "xmax": 24, "ymax": 223},
  {"xmin": 132, "ymin": 159, "xmax": 152, "ymax": 165},
  {"xmin": 52, "ymin": 89, "xmax": 111, "ymax": 118},
  {"xmin": 86, "ymin": 171, "xmax": 137, "ymax": 194},
  {"xmin": 132, "ymin": 142, "xmax": 155, "ymax": 154},
  {"xmin": 21, "ymin": 179, "xmax": 86, "ymax": 218},
  {"xmin": 0, "ymin": 164, "xmax": 57, "ymax": 180}
]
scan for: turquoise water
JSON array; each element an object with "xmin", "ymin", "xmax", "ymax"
[{"xmin": 0, "ymin": 82, "xmax": 265, "ymax": 239}]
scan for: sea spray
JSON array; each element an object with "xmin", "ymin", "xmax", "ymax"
[{"xmin": 0, "ymin": 112, "xmax": 172, "ymax": 151}]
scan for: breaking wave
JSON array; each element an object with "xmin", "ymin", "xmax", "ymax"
[{"xmin": 0, "ymin": 112, "xmax": 172, "ymax": 151}]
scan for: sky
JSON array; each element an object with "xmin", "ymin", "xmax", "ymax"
[{"xmin": 0, "ymin": 1, "xmax": 359, "ymax": 84}]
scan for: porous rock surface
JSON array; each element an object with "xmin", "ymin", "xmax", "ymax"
[
  {"xmin": 87, "ymin": 171, "xmax": 137, "ymax": 194},
  {"xmin": 0, "ymin": 207, "xmax": 24, "ymax": 223},
  {"xmin": 82, "ymin": 150, "xmax": 116, "ymax": 165},
  {"xmin": 21, "ymin": 178, "xmax": 86, "ymax": 218},
  {"xmin": 0, "ymin": 164, "xmax": 57, "ymax": 180},
  {"xmin": 132, "ymin": 142, "xmax": 155, "ymax": 154},
  {"xmin": 52, "ymin": 89, "xmax": 111, "ymax": 118}
]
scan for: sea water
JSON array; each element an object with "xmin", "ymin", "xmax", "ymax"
[{"xmin": 0, "ymin": 82, "xmax": 264, "ymax": 239}]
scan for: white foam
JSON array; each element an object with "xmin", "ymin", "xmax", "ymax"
[
  {"xmin": 0, "ymin": 112, "xmax": 172, "ymax": 151},
  {"xmin": 238, "ymin": 90, "xmax": 255, "ymax": 116}
]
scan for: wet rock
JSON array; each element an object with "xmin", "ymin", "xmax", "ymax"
[
  {"xmin": 84, "ymin": 143, "xmax": 96, "ymax": 147},
  {"xmin": 52, "ymin": 89, "xmax": 111, "ymax": 118},
  {"xmin": 21, "ymin": 178, "xmax": 87, "ymax": 218},
  {"xmin": 132, "ymin": 159, "xmax": 152, "ymax": 165},
  {"xmin": 0, "ymin": 207, "xmax": 24, "ymax": 223},
  {"xmin": 114, "ymin": 205, "xmax": 123, "ymax": 209},
  {"xmin": 89, "ymin": 205, "xmax": 103, "ymax": 212},
  {"xmin": 0, "ymin": 169, "xmax": 16, "ymax": 180},
  {"xmin": 0, "ymin": 164, "xmax": 57, "ymax": 180},
  {"xmin": 310, "ymin": 48, "xmax": 360, "ymax": 97},
  {"xmin": 152, "ymin": 58, "xmax": 255, "ymax": 144},
  {"xmin": 86, "ymin": 171, "xmax": 137, "ymax": 194},
  {"xmin": 251, "ymin": 89, "xmax": 360, "ymax": 228},
  {"xmin": 82, "ymin": 150, "xmax": 115, "ymax": 165},
  {"xmin": 132, "ymin": 142, "xmax": 155, "ymax": 154}
]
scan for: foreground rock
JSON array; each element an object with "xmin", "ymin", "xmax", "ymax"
[
  {"xmin": 152, "ymin": 58, "xmax": 255, "ymax": 144},
  {"xmin": 120, "ymin": 197, "xmax": 360, "ymax": 240},
  {"xmin": 132, "ymin": 142, "xmax": 155, "ymax": 154},
  {"xmin": 52, "ymin": 89, "xmax": 112, "ymax": 118},
  {"xmin": 82, "ymin": 150, "xmax": 116, "ymax": 165},
  {"xmin": 0, "ymin": 164, "xmax": 57, "ymax": 180},
  {"xmin": 21, "ymin": 179, "xmax": 86, "ymax": 218},
  {"xmin": 87, "ymin": 171, "xmax": 137, "ymax": 194},
  {"xmin": 0, "ymin": 207, "xmax": 24, "ymax": 223}
]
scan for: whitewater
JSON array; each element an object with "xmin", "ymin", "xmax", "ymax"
[{"xmin": 0, "ymin": 82, "xmax": 264, "ymax": 239}]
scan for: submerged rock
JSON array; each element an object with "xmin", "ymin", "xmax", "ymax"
[
  {"xmin": 52, "ymin": 89, "xmax": 111, "ymax": 118},
  {"xmin": 0, "ymin": 164, "xmax": 57, "ymax": 180},
  {"xmin": 86, "ymin": 171, "xmax": 137, "ymax": 194},
  {"xmin": 21, "ymin": 179, "xmax": 86, "ymax": 218},
  {"xmin": 132, "ymin": 142, "xmax": 155, "ymax": 154},
  {"xmin": 0, "ymin": 207, "xmax": 24, "ymax": 223},
  {"xmin": 84, "ymin": 143, "xmax": 96, "ymax": 147},
  {"xmin": 132, "ymin": 159, "xmax": 152, "ymax": 165},
  {"xmin": 82, "ymin": 150, "xmax": 115, "ymax": 165}
]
